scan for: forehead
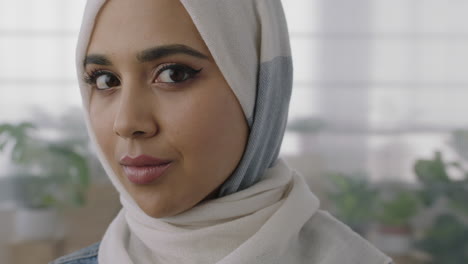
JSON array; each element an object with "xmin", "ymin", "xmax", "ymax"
[{"xmin": 87, "ymin": 0, "xmax": 210, "ymax": 58}]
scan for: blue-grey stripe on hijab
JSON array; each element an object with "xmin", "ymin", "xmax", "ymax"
[{"xmin": 219, "ymin": 57, "xmax": 293, "ymax": 196}]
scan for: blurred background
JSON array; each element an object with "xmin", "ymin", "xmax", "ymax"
[{"xmin": 1, "ymin": 0, "xmax": 468, "ymax": 263}]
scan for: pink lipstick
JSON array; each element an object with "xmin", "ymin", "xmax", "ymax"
[{"xmin": 120, "ymin": 155, "xmax": 172, "ymax": 185}]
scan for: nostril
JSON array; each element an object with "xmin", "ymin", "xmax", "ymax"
[
  {"xmin": 113, "ymin": 115, "xmax": 158, "ymax": 139},
  {"xmin": 133, "ymin": 131, "xmax": 146, "ymax": 136}
]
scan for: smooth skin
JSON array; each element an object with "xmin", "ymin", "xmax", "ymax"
[{"xmin": 85, "ymin": 0, "xmax": 249, "ymax": 218}]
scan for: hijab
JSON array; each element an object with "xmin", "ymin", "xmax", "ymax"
[{"xmin": 76, "ymin": 0, "xmax": 393, "ymax": 263}]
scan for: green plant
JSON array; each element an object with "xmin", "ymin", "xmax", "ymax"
[
  {"xmin": 0, "ymin": 121, "xmax": 90, "ymax": 208},
  {"xmin": 416, "ymin": 214, "xmax": 468, "ymax": 264},
  {"xmin": 0, "ymin": 122, "xmax": 37, "ymax": 163},
  {"xmin": 413, "ymin": 151, "xmax": 468, "ymax": 263},
  {"xmin": 375, "ymin": 190, "xmax": 420, "ymax": 228},
  {"xmin": 414, "ymin": 151, "xmax": 468, "ymax": 216},
  {"xmin": 327, "ymin": 173, "xmax": 378, "ymax": 233}
]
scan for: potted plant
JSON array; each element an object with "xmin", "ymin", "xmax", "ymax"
[
  {"xmin": 326, "ymin": 172, "xmax": 379, "ymax": 236},
  {"xmin": 413, "ymin": 151, "xmax": 468, "ymax": 263},
  {"xmin": 0, "ymin": 121, "xmax": 90, "ymax": 241},
  {"xmin": 372, "ymin": 187, "xmax": 420, "ymax": 255},
  {"xmin": 416, "ymin": 213, "xmax": 468, "ymax": 264},
  {"xmin": 415, "ymin": 151, "xmax": 468, "ymax": 215}
]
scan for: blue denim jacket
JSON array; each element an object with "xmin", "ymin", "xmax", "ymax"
[
  {"xmin": 49, "ymin": 241, "xmax": 395, "ymax": 264},
  {"xmin": 49, "ymin": 242, "xmax": 100, "ymax": 264}
]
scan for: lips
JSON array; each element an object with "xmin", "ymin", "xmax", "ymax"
[{"xmin": 120, "ymin": 155, "xmax": 172, "ymax": 185}]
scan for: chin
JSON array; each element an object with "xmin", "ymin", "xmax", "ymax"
[
  {"xmin": 135, "ymin": 193, "xmax": 195, "ymax": 219},
  {"xmin": 138, "ymin": 200, "xmax": 175, "ymax": 219},
  {"xmin": 144, "ymin": 210, "xmax": 170, "ymax": 219}
]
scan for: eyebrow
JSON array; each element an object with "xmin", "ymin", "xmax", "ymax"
[
  {"xmin": 137, "ymin": 44, "xmax": 209, "ymax": 62},
  {"xmin": 83, "ymin": 55, "xmax": 112, "ymax": 67},
  {"xmin": 83, "ymin": 44, "xmax": 209, "ymax": 67}
]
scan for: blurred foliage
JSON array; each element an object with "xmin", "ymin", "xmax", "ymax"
[
  {"xmin": 414, "ymin": 151, "xmax": 468, "ymax": 216},
  {"xmin": 327, "ymin": 173, "xmax": 419, "ymax": 231},
  {"xmin": 327, "ymin": 173, "xmax": 379, "ymax": 233},
  {"xmin": 327, "ymin": 150, "xmax": 468, "ymax": 262},
  {"xmin": 413, "ymin": 151, "xmax": 468, "ymax": 263},
  {"xmin": 375, "ymin": 190, "xmax": 420, "ymax": 227},
  {"xmin": 0, "ymin": 122, "xmax": 37, "ymax": 164},
  {"xmin": 416, "ymin": 214, "xmax": 468, "ymax": 264},
  {"xmin": 0, "ymin": 119, "xmax": 90, "ymax": 208}
]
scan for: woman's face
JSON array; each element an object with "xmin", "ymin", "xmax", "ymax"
[{"xmin": 86, "ymin": 0, "xmax": 249, "ymax": 218}]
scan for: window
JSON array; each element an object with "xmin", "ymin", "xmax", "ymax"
[{"xmin": 282, "ymin": 0, "xmax": 468, "ymax": 183}]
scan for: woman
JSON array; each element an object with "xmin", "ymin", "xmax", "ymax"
[{"xmin": 51, "ymin": 0, "xmax": 393, "ymax": 263}]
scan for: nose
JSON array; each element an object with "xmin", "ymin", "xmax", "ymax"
[{"xmin": 113, "ymin": 84, "xmax": 158, "ymax": 139}]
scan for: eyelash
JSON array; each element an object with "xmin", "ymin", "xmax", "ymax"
[
  {"xmin": 156, "ymin": 63, "xmax": 202, "ymax": 81},
  {"xmin": 83, "ymin": 63, "xmax": 203, "ymax": 89},
  {"xmin": 83, "ymin": 69, "xmax": 113, "ymax": 86}
]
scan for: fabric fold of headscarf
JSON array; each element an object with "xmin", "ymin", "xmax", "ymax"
[
  {"xmin": 75, "ymin": 0, "xmax": 392, "ymax": 263},
  {"xmin": 99, "ymin": 159, "xmax": 320, "ymax": 263}
]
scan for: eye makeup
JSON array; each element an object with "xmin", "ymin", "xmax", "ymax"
[
  {"xmin": 83, "ymin": 62, "xmax": 203, "ymax": 91},
  {"xmin": 83, "ymin": 69, "xmax": 121, "ymax": 90},
  {"xmin": 154, "ymin": 63, "xmax": 202, "ymax": 84}
]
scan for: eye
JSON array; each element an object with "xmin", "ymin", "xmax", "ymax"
[
  {"xmin": 84, "ymin": 70, "xmax": 120, "ymax": 90},
  {"xmin": 96, "ymin": 74, "xmax": 120, "ymax": 90},
  {"xmin": 155, "ymin": 64, "xmax": 202, "ymax": 84}
]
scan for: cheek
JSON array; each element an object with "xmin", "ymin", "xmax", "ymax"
[
  {"xmin": 89, "ymin": 99, "xmax": 117, "ymax": 158},
  {"xmin": 161, "ymin": 82, "xmax": 248, "ymax": 172}
]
